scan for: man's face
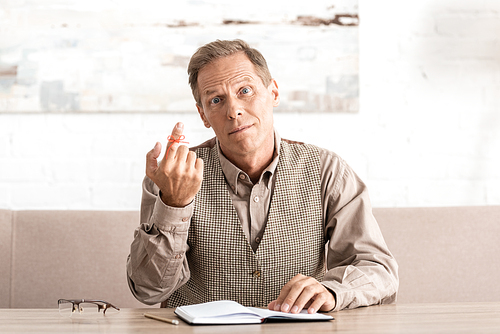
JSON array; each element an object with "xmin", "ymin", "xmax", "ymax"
[{"xmin": 196, "ymin": 52, "xmax": 279, "ymax": 162}]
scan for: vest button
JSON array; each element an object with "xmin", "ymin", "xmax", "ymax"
[
  {"xmin": 253, "ymin": 196, "xmax": 259, "ymax": 203},
  {"xmin": 252, "ymin": 270, "xmax": 261, "ymax": 278}
]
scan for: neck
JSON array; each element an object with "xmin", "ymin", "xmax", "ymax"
[
  {"xmin": 236, "ymin": 152, "xmax": 274, "ymax": 184},
  {"xmin": 221, "ymin": 136, "xmax": 275, "ymax": 184}
]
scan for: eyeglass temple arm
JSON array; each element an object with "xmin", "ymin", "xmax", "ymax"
[{"xmin": 84, "ymin": 300, "xmax": 120, "ymax": 313}]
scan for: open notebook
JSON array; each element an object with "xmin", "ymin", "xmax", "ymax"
[{"xmin": 174, "ymin": 300, "xmax": 334, "ymax": 325}]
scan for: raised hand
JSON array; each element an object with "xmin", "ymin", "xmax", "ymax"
[{"xmin": 146, "ymin": 122, "xmax": 204, "ymax": 207}]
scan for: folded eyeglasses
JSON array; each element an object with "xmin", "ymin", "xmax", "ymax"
[{"xmin": 58, "ymin": 299, "xmax": 120, "ymax": 317}]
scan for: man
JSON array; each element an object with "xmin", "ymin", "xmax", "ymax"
[{"xmin": 127, "ymin": 39, "xmax": 398, "ymax": 313}]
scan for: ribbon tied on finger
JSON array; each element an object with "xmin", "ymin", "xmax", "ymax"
[{"xmin": 166, "ymin": 135, "xmax": 189, "ymax": 158}]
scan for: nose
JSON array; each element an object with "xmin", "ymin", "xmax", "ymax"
[{"xmin": 226, "ymin": 96, "xmax": 243, "ymax": 120}]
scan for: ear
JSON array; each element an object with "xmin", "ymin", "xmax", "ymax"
[
  {"xmin": 269, "ymin": 79, "xmax": 280, "ymax": 107},
  {"xmin": 196, "ymin": 103, "xmax": 212, "ymax": 128}
]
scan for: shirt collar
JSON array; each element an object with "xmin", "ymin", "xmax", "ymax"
[{"xmin": 217, "ymin": 129, "xmax": 281, "ymax": 194}]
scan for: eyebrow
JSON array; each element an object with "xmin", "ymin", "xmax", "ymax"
[
  {"xmin": 202, "ymin": 76, "xmax": 254, "ymax": 97},
  {"xmin": 204, "ymin": 88, "xmax": 220, "ymax": 97}
]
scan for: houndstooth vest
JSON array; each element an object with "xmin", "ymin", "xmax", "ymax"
[{"xmin": 166, "ymin": 139, "xmax": 325, "ymax": 308}]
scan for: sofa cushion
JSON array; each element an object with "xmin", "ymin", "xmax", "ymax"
[
  {"xmin": 10, "ymin": 210, "xmax": 149, "ymax": 308},
  {"xmin": 374, "ymin": 206, "xmax": 500, "ymax": 303}
]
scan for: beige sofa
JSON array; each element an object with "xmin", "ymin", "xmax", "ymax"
[{"xmin": 1, "ymin": 206, "xmax": 499, "ymax": 309}]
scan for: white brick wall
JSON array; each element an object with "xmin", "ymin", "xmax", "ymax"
[{"xmin": 1, "ymin": 0, "xmax": 499, "ymax": 209}]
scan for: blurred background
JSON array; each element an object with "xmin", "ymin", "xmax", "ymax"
[{"xmin": 0, "ymin": 0, "xmax": 499, "ymax": 210}]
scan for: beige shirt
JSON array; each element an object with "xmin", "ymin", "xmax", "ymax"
[{"xmin": 127, "ymin": 131, "xmax": 399, "ymax": 311}]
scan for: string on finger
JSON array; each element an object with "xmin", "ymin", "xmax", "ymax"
[{"xmin": 166, "ymin": 135, "xmax": 189, "ymax": 158}]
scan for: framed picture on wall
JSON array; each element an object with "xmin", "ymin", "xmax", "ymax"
[{"xmin": 0, "ymin": 0, "xmax": 358, "ymax": 113}]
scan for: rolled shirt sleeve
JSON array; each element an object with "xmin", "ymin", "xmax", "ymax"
[{"xmin": 126, "ymin": 177, "xmax": 193, "ymax": 305}]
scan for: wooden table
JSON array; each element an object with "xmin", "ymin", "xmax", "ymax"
[{"xmin": 1, "ymin": 303, "xmax": 500, "ymax": 333}]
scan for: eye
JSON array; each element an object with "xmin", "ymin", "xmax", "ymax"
[
  {"xmin": 211, "ymin": 97, "xmax": 221, "ymax": 104},
  {"xmin": 241, "ymin": 87, "xmax": 251, "ymax": 94}
]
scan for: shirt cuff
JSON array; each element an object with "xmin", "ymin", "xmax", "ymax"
[
  {"xmin": 321, "ymin": 265, "xmax": 380, "ymax": 311},
  {"xmin": 317, "ymin": 282, "xmax": 336, "ymax": 312},
  {"xmin": 150, "ymin": 195, "xmax": 194, "ymax": 231},
  {"xmin": 321, "ymin": 281, "xmax": 343, "ymax": 312}
]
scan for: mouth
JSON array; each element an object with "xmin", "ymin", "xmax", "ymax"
[{"xmin": 229, "ymin": 125, "xmax": 252, "ymax": 135}]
